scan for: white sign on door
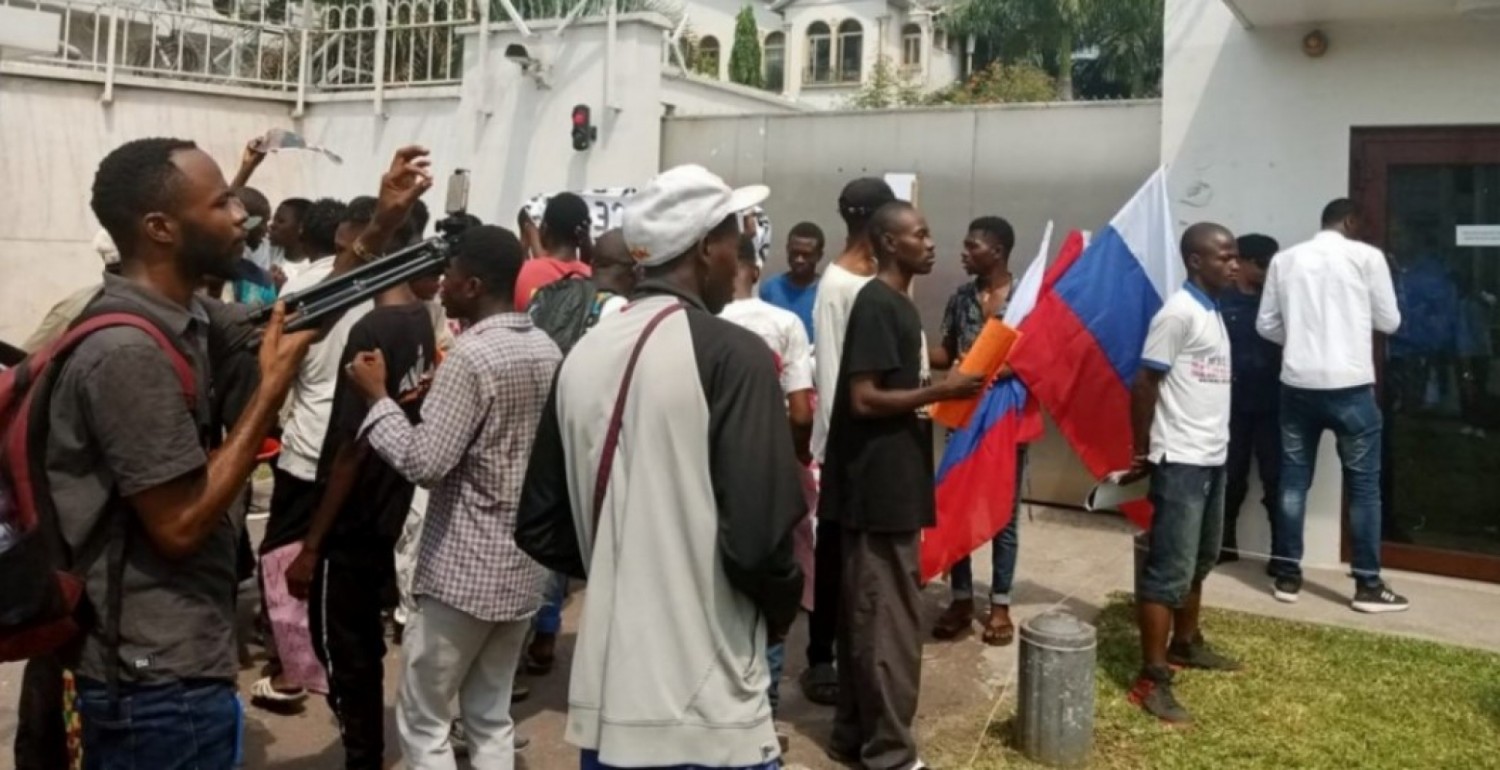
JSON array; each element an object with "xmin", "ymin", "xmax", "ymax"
[{"xmin": 1456, "ymin": 225, "xmax": 1500, "ymax": 248}]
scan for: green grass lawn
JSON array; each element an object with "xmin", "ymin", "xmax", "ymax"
[{"xmin": 929, "ymin": 597, "xmax": 1500, "ymax": 769}]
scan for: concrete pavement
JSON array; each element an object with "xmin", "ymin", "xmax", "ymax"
[{"xmin": 5, "ymin": 496, "xmax": 1499, "ymax": 769}]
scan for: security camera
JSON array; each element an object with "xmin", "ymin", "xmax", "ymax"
[
  {"xmin": 503, "ymin": 42, "xmax": 551, "ymax": 87},
  {"xmin": 504, "ymin": 43, "xmax": 534, "ymax": 65}
]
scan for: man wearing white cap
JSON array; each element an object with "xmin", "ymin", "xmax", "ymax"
[{"xmin": 518, "ymin": 165, "xmax": 805, "ymax": 769}]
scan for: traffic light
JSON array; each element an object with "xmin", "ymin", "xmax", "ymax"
[{"xmin": 571, "ymin": 105, "xmax": 597, "ymax": 151}]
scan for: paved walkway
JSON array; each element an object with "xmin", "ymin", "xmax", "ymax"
[{"xmin": 3, "ymin": 497, "xmax": 1498, "ymax": 769}]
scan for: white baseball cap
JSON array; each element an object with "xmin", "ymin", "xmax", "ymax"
[{"xmin": 622, "ymin": 165, "xmax": 768, "ymax": 268}]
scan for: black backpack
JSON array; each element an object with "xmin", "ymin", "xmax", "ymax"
[{"xmin": 528, "ymin": 275, "xmax": 613, "ymax": 354}]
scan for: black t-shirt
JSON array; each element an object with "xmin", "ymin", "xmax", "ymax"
[
  {"xmin": 317, "ymin": 302, "xmax": 436, "ymax": 544},
  {"xmin": 818, "ymin": 279, "xmax": 934, "ymax": 533}
]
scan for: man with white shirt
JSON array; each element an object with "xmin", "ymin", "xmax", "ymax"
[
  {"xmin": 1126, "ymin": 223, "xmax": 1242, "ymax": 725},
  {"xmin": 722, "ymin": 234, "xmax": 816, "ymax": 733},
  {"xmin": 1256, "ymin": 198, "xmax": 1407, "ymax": 613},
  {"xmin": 802, "ymin": 177, "xmax": 896, "ymax": 707}
]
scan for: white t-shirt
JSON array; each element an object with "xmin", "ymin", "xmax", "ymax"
[
  {"xmin": 276, "ymin": 256, "xmax": 373, "ymax": 480},
  {"xmin": 1140, "ymin": 284, "xmax": 1231, "ymax": 466},
  {"xmin": 811, "ymin": 263, "xmax": 874, "ymax": 462},
  {"xmin": 720, "ymin": 297, "xmax": 814, "ymax": 395}
]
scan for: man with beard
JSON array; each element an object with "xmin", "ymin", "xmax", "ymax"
[{"xmin": 39, "ymin": 137, "xmax": 325, "ymax": 766}]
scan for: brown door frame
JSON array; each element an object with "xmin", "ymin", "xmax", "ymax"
[{"xmin": 1350, "ymin": 125, "xmax": 1500, "ymax": 583}]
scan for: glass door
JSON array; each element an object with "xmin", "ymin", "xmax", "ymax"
[{"xmin": 1352, "ymin": 127, "xmax": 1500, "ymax": 583}]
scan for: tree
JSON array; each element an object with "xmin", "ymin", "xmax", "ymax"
[
  {"xmin": 728, "ymin": 6, "xmax": 763, "ymax": 88},
  {"xmin": 941, "ymin": 0, "xmax": 1161, "ymax": 100},
  {"xmin": 846, "ymin": 56, "xmax": 924, "ymax": 109}
]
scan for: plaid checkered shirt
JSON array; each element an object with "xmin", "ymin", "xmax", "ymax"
[{"xmin": 362, "ymin": 313, "xmax": 562, "ymax": 622}]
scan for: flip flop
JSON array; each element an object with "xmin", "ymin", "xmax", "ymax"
[{"xmin": 250, "ymin": 676, "xmax": 307, "ymax": 710}]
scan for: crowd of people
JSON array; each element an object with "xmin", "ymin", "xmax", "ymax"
[{"xmin": 1, "ymin": 130, "xmax": 1415, "ymax": 770}]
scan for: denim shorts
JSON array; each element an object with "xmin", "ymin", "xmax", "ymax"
[{"xmin": 1138, "ymin": 462, "xmax": 1226, "ymax": 608}]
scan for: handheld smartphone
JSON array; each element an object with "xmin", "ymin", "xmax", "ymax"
[{"xmin": 445, "ymin": 169, "xmax": 471, "ymax": 216}]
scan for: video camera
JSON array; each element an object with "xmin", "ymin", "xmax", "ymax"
[{"xmin": 250, "ymin": 169, "xmax": 473, "ymax": 334}]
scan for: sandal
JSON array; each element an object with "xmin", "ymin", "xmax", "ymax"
[
  {"xmin": 798, "ymin": 663, "xmax": 839, "ymax": 706},
  {"xmin": 982, "ymin": 605, "xmax": 1016, "ymax": 647},
  {"xmin": 931, "ymin": 600, "xmax": 975, "ymax": 640},
  {"xmin": 250, "ymin": 676, "xmax": 307, "ymax": 711}
]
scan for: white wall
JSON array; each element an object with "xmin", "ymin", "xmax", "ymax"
[
  {"xmin": 0, "ymin": 77, "xmax": 316, "ymax": 343},
  {"xmin": 662, "ymin": 67, "xmax": 807, "ymax": 115},
  {"xmin": 0, "ymin": 15, "xmax": 673, "ymax": 344},
  {"xmin": 1162, "ymin": 0, "xmax": 1500, "ymax": 568},
  {"xmin": 303, "ymin": 16, "xmax": 670, "ymax": 225}
]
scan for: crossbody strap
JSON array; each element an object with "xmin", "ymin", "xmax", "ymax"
[{"xmin": 590, "ymin": 303, "xmax": 684, "ymax": 540}]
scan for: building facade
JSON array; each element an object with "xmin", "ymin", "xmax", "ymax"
[
  {"xmin": 677, "ymin": 0, "xmax": 966, "ymax": 108},
  {"xmin": 1166, "ymin": 0, "xmax": 1500, "ymax": 584}
]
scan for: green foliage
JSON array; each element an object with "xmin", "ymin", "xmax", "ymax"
[
  {"xmin": 728, "ymin": 6, "xmax": 763, "ymax": 88},
  {"xmin": 845, "ymin": 56, "xmax": 924, "ymax": 109},
  {"xmin": 926, "ymin": 61, "xmax": 1055, "ymax": 105},
  {"xmin": 941, "ymin": 0, "xmax": 1161, "ymax": 99},
  {"xmin": 931, "ymin": 597, "xmax": 1500, "ymax": 769}
]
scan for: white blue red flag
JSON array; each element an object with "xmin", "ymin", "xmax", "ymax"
[{"xmin": 1008, "ymin": 168, "xmax": 1179, "ymax": 530}]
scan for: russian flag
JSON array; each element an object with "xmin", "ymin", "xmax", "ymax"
[
  {"xmin": 920, "ymin": 224, "xmax": 1053, "ymax": 582},
  {"xmin": 1008, "ymin": 169, "xmax": 1180, "ymax": 530}
]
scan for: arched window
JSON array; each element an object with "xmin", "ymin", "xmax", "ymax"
[
  {"xmin": 837, "ymin": 19, "xmax": 862, "ymax": 82},
  {"xmin": 901, "ymin": 23, "xmax": 922, "ymax": 69},
  {"xmin": 697, "ymin": 35, "xmax": 721, "ymax": 78},
  {"xmin": 764, "ymin": 31, "xmax": 786, "ymax": 92},
  {"xmin": 806, "ymin": 22, "xmax": 832, "ymax": 84}
]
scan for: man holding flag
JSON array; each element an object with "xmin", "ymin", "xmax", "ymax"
[
  {"xmin": 820, "ymin": 200, "xmax": 981, "ymax": 768},
  {"xmin": 929, "ymin": 216, "xmax": 1027, "ymax": 646},
  {"xmin": 1124, "ymin": 223, "xmax": 1244, "ymax": 724}
]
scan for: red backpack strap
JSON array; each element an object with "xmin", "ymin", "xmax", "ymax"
[
  {"xmin": 2, "ymin": 312, "xmax": 197, "ymax": 533},
  {"xmin": 56, "ymin": 313, "xmax": 197, "ymax": 409}
]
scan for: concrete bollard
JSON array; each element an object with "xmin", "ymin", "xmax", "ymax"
[{"xmin": 1016, "ymin": 610, "xmax": 1097, "ymax": 768}]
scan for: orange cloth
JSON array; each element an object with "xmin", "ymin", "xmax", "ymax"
[{"xmin": 930, "ymin": 319, "xmax": 1021, "ymax": 430}]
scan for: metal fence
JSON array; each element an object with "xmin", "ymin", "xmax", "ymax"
[{"xmin": 0, "ymin": 0, "xmax": 476, "ymax": 93}]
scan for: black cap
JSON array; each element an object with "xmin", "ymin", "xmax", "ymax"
[{"xmin": 838, "ymin": 177, "xmax": 897, "ymax": 220}]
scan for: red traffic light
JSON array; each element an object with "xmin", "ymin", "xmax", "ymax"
[{"xmin": 571, "ymin": 104, "xmax": 596, "ymax": 151}]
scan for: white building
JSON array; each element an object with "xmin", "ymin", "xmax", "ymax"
[
  {"xmin": 674, "ymin": 0, "xmax": 966, "ymax": 108},
  {"xmin": 1166, "ymin": 0, "xmax": 1500, "ymax": 586}
]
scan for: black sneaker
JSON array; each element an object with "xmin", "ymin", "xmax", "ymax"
[
  {"xmin": 1129, "ymin": 666, "xmax": 1190, "ymax": 724},
  {"xmin": 1272, "ymin": 575, "xmax": 1302, "ymax": 603},
  {"xmin": 1168, "ymin": 635, "xmax": 1242, "ymax": 672},
  {"xmin": 1352, "ymin": 581, "xmax": 1410, "ymax": 613}
]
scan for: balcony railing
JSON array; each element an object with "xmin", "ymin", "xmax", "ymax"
[
  {"xmin": 803, "ymin": 63, "xmax": 859, "ymax": 86},
  {"xmin": 0, "ymin": 0, "xmax": 475, "ymax": 94}
]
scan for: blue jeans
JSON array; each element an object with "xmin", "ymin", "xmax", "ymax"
[
  {"xmin": 949, "ymin": 447, "xmax": 1027, "ymax": 605},
  {"xmin": 766, "ymin": 642, "xmax": 785, "ymax": 714},
  {"xmin": 1275, "ymin": 385, "xmax": 1384, "ymax": 586},
  {"xmin": 534, "ymin": 570, "xmax": 569, "ymax": 636},
  {"xmin": 1138, "ymin": 463, "xmax": 1225, "ymax": 608},
  {"xmin": 75, "ymin": 679, "xmax": 241, "ymax": 770}
]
